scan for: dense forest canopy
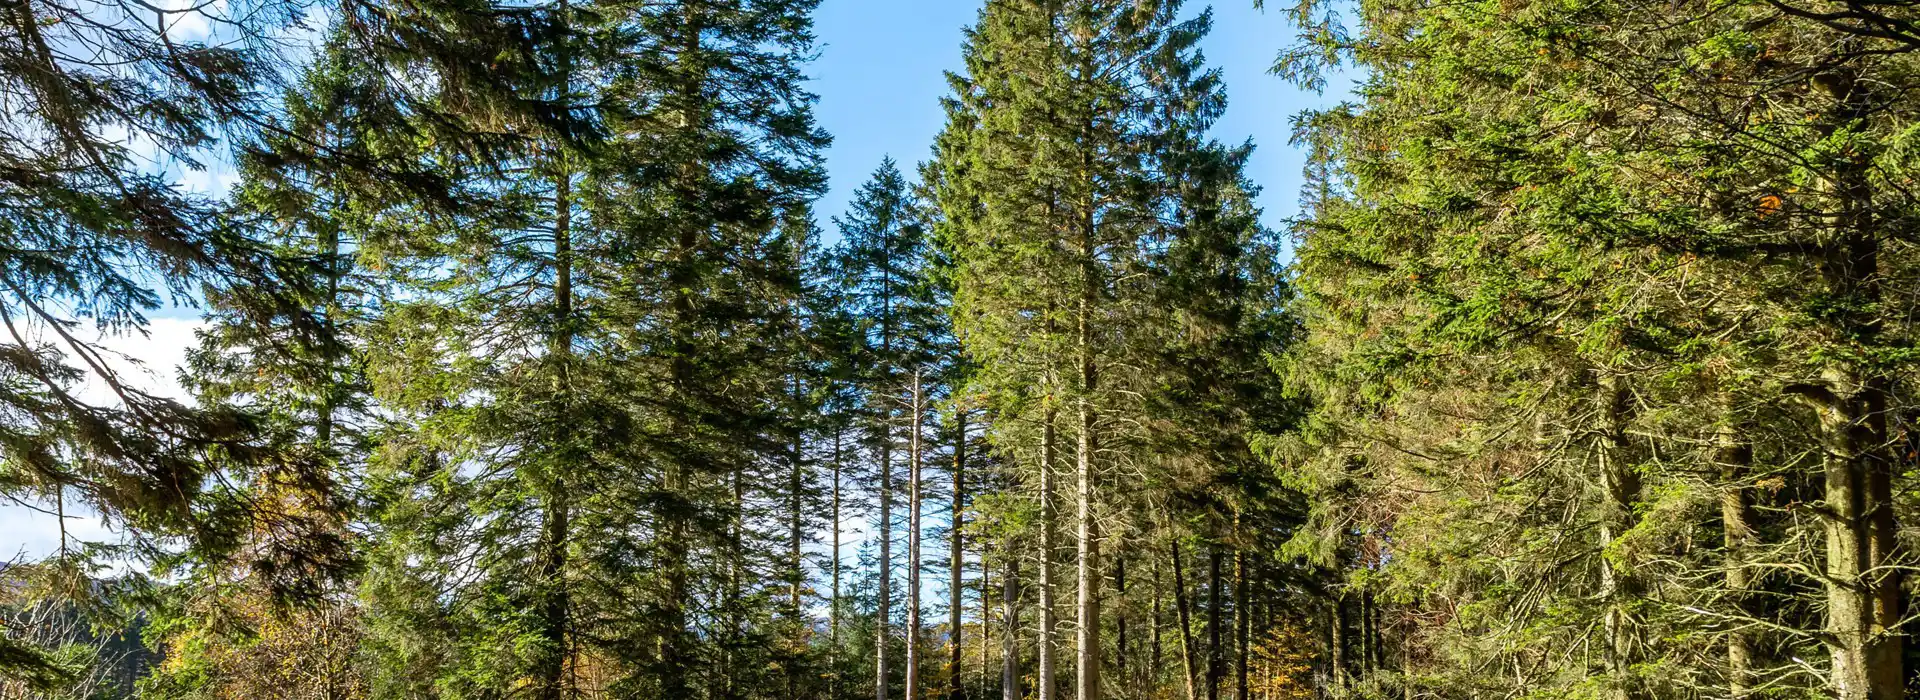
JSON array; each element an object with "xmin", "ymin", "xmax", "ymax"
[{"xmin": 4, "ymin": 0, "xmax": 1920, "ymax": 699}]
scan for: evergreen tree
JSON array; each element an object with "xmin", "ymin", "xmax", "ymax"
[
  {"xmin": 831, "ymin": 157, "xmax": 943, "ymax": 700},
  {"xmin": 935, "ymin": 4, "xmax": 1294, "ymax": 700},
  {"xmin": 1277, "ymin": 0, "xmax": 1920, "ymax": 696}
]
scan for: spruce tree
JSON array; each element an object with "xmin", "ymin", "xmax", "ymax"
[
  {"xmin": 936, "ymin": 4, "xmax": 1289, "ymax": 700},
  {"xmin": 831, "ymin": 157, "xmax": 943, "ymax": 700}
]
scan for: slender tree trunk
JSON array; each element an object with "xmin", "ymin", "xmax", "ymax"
[
  {"xmin": 723, "ymin": 467, "xmax": 745, "ymax": 700},
  {"xmin": 1329, "ymin": 593, "xmax": 1346, "ymax": 696},
  {"xmin": 789, "ymin": 378, "xmax": 807, "ymax": 698},
  {"xmin": 951, "ymin": 407, "xmax": 968, "ymax": 700},
  {"xmin": 1717, "ymin": 414, "xmax": 1756, "ymax": 699},
  {"xmin": 1151, "ymin": 556, "xmax": 1164, "ymax": 692},
  {"xmin": 1234, "ymin": 550, "xmax": 1248, "ymax": 700},
  {"xmin": 1003, "ymin": 555, "xmax": 1022, "ymax": 700},
  {"xmin": 534, "ymin": 163, "xmax": 574, "ymax": 700},
  {"xmin": 1172, "ymin": 541, "xmax": 1199, "ymax": 700},
  {"xmin": 834, "ymin": 429, "xmax": 845, "ymax": 700},
  {"xmin": 1115, "ymin": 556, "xmax": 1127, "ymax": 687},
  {"xmin": 1039, "ymin": 413, "xmax": 1059, "ymax": 700},
  {"xmin": 909, "ymin": 371, "xmax": 925, "ymax": 700},
  {"xmin": 1596, "ymin": 373, "xmax": 1644, "ymax": 700},
  {"xmin": 1206, "ymin": 550, "xmax": 1223, "ymax": 700},
  {"xmin": 981, "ymin": 545, "xmax": 993, "ymax": 700},
  {"xmin": 1074, "ymin": 228, "xmax": 1101, "ymax": 700},
  {"xmin": 1370, "ymin": 590, "xmax": 1385, "ymax": 674},
  {"xmin": 878, "ymin": 432, "xmax": 894, "ymax": 700}
]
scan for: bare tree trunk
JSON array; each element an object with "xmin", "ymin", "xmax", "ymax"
[
  {"xmin": 1596, "ymin": 373, "xmax": 1644, "ymax": 700},
  {"xmin": 723, "ymin": 467, "xmax": 745, "ymax": 700},
  {"xmin": 1075, "ymin": 397, "xmax": 1100, "ymax": 700},
  {"xmin": 909, "ymin": 371, "xmax": 925, "ymax": 700},
  {"xmin": 1075, "ymin": 225, "xmax": 1101, "ymax": 700},
  {"xmin": 1003, "ymin": 556, "xmax": 1022, "ymax": 700},
  {"xmin": 1115, "ymin": 556, "xmax": 1127, "ymax": 687},
  {"xmin": 833, "ymin": 429, "xmax": 845, "ymax": 700},
  {"xmin": 877, "ymin": 430, "xmax": 894, "ymax": 700},
  {"xmin": 789, "ymin": 377, "xmax": 808, "ymax": 699},
  {"xmin": 1717, "ymin": 414, "xmax": 1756, "ymax": 699},
  {"xmin": 1173, "ymin": 541, "xmax": 1199, "ymax": 700},
  {"xmin": 952, "ymin": 406, "xmax": 968, "ymax": 700},
  {"xmin": 1152, "ymin": 556, "xmax": 1165, "ymax": 692},
  {"xmin": 1234, "ymin": 550, "xmax": 1248, "ymax": 700},
  {"xmin": 1206, "ymin": 550, "xmax": 1223, "ymax": 700},
  {"xmin": 1329, "ymin": 593, "xmax": 1345, "ymax": 696},
  {"xmin": 1369, "ymin": 590, "xmax": 1385, "ymax": 674},
  {"xmin": 981, "ymin": 545, "xmax": 992, "ymax": 700},
  {"xmin": 1039, "ymin": 413, "xmax": 1059, "ymax": 700}
]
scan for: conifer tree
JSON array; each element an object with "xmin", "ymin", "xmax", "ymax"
[
  {"xmin": 1277, "ymin": 0, "xmax": 1920, "ymax": 696},
  {"xmin": 832, "ymin": 157, "xmax": 943, "ymax": 700},
  {"xmin": 936, "ymin": 4, "xmax": 1289, "ymax": 700}
]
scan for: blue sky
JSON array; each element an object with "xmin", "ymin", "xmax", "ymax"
[
  {"xmin": 810, "ymin": 0, "xmax": 1344, "ymax": 241},
  {"xmin": 3, "ymin": 1, "xmax": 1351, "ymax": 561}
]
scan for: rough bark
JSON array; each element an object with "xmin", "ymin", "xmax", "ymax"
[
  {"xmin": 1805, "ymin": 63, "xmax": 1903, "ymax": 700},
  {"xmin": 1596, "ymin": 373, "xmax": 1644, "ymax": 700}
]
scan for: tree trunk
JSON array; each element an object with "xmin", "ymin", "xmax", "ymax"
[
  {"xmin": 1329, "ymin": 593, "xmax": 1345, "ymax": 696},
  {"xmin": 833, "ymin": 428, "xmax": 845, "ymax": 700},
  {"xmin": 1234, "ymin": 550, "xmax": 1248, "ymax": 700},
  {"xmin": 981, "ymin": 544, "xmax": 992, "ymax": 700},
  {"xmin": 909, "ymin": 371, "xmax": 925, "ymax": 700},
  {"xmin": 1806, "ymin": 64, "xmax": 1903, "ymax": 700},
  {"xmin": 1074, "ymin": 397, "xmax": 1100, "ymax": 700},
  {"xmin": 723, "ymin": 467, "xmax": 745, "ymax": 700},
  {"xmin": 789, "ymin": 376, "xmax": 808, "ymax": 699},
  {"xmin": 1039, "ymin": 412, "xmax": 1059, "ymax": 700},
  {"xmin": 1799, "ymin": 376, "xmax": 1902, "ymax": 700},
  {"xmin": 1115, "ymin": 556, "xmax": 1127, "ymax": 687},
  {"xmin": 1717, "ymin": 415, "xmax": 1756, "ymax": 699},
  {"xmin": 1152, "ymin": 556, "xmax": 1164, "ymax": 691},
  {"xmin": 533, "ymin": 163, "xmax": 573, "ymax": 700},
  {"xmin": 1206, "ymin": 550, "xmax": 1223, "ymax": 700},
  {"xmin": 1173, "ymin": 541, "xmax": 1199, "ymax": 700},
  {"xmin": 1075, "ymin": 218, "xmax": 1101, "ymax": 700},
  {"xmin": 1596, "ymin": 373, "xmax": 1644, "ymax": 700},
  {"xmin": 1369, "ymin": 590, "xmax": 1385, "ymax": 674},
  {"xmin": 877, "ymin": 431, "xmax": 894, "ymax": 700},
  {"xmin": 660, "ymin": 8, "xmax": 705, "ymax": 696},
  {"xmin": 951, "ymin": 406, "xmax": 968, "ymax": 700},
  {"xmin": 1003, "ymin": 556, "xmax": 1022, "ymax": 700}
]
